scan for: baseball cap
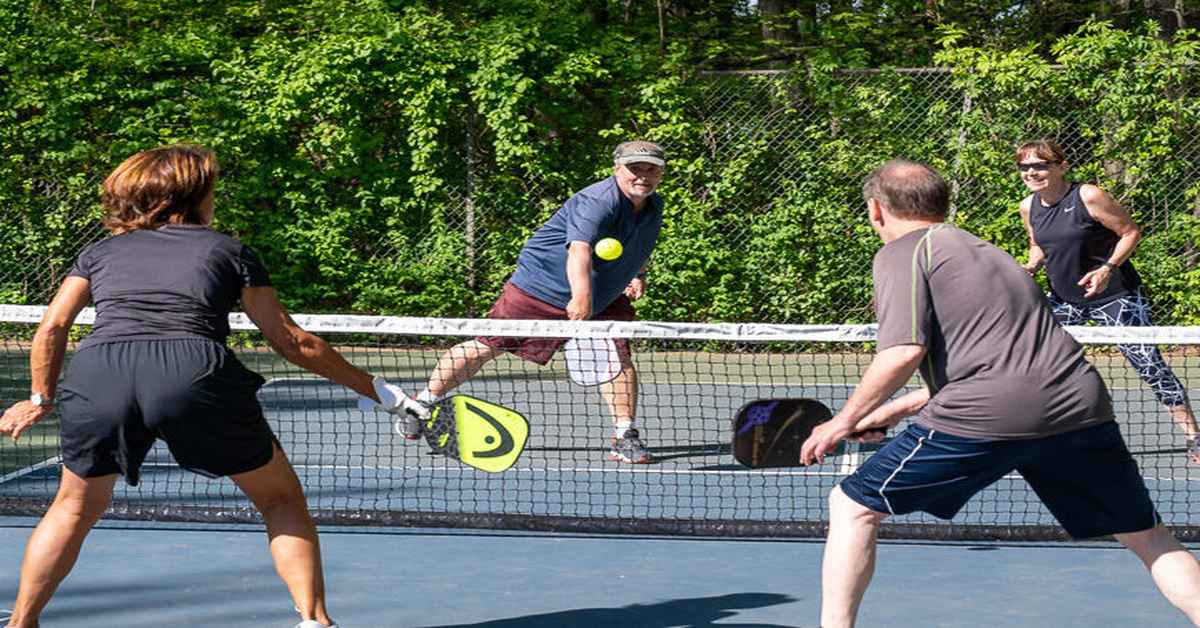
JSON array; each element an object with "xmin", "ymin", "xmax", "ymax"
[{"xmin": 612, "ymin": 141, "xmax": 666, "ymax": 167}]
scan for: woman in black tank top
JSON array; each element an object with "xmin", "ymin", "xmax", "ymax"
[{"xmin": 1016, "ymin": 139, "xmax": 1199, "ymax": 464}]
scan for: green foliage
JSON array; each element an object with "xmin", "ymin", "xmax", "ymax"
[
  {"xmin": 936, "ymin": 20, "xmax": 1200, "ymax": 322},
  {"xmin": 2, "ymin": 3, "xmax": 1198, "ymax": 325}
]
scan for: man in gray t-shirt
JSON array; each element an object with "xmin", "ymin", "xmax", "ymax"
[
  {"xmin": 873, "ymin": 223, "xmax": 1112, "ymax": 439},
  {"xmin": 799, "ymin": 160, "xmax": 1200, "ymax": 628}
]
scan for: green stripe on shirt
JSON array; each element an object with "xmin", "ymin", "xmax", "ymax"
[{"xmin": 910, "ymin": 225, "xmax": 945, "ymax": 394}]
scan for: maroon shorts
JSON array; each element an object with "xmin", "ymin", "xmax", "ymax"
[{"xmin": 477, "ymin": 282, "xmax": 634, "ymax": 365}]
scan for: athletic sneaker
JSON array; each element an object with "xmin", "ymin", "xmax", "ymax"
[
  {"xmin": 294, "ymin": 619, "xmax": 338, "ymax": 628},
  {"xmin": 608, "ymin": 428, "xmax": 651, "ymax": 464},
  {"xmin": 1188, "ymin": 438, "xmax": 1200, "ymax": 465},
  {"xmin": 394, "ymin": 396, "xmax": 434, "ymax": 440},
  {"xmin": 370, "ymin": 376, "xmax": 432, "ymax": 440}
]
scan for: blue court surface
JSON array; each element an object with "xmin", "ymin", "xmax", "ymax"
[
  {"xmin": 0, "ymin": 517, "xmax": 1194, "ymax": 627},
  {"xmin": 3, "ymin": 360, "xmax": 1199, "ymax": 626}
]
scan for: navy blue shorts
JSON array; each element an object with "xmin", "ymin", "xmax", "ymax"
[
  {"xmin": 839, "ymin": 422, "xmax": 1160, "ymax": 539},
  {"xmin": 58, "ymin": 338, "xmax": 278, "ymax": 486}
]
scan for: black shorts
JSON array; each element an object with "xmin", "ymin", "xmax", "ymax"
[
  {"xmin": 839, "ymin": 421, "xmax": 1160, "ymax": 539},
  {"xmin": 58, "ymin": 338, "xmax": 277, "ymax": 486}
]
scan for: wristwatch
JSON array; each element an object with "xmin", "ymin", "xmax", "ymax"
[
  {"xmin": 1101, "ymin": 261, "xmax": 1117, "ymax": 270},
  {"xmin": 29, "ymin": 392, "xmax": 53, "ymax": 407}
]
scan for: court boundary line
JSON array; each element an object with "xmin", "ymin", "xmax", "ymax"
[
  {"xmin": 0, "ymin": 455, "xmax": 62, "ymax": 485},
  {"xmin": 127, "ymin": 459, "xmax": 854, "ymax": 477},
  {"xmin": 281, "ymin": 464, "xmax": 1200, "ymax": 483},
  {"xmin": 840, "ymin": 441, "xmax": 861, "ymax": 475},
  {"xmin": 119, "ymin": 460, "xmax": 1200, "ymax": 482},
  {"xmin": 14, "ymin": 459, "xmax": 1194, "ymax": 483}
]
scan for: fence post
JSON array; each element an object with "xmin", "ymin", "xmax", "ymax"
[
  {"xmin": 465, "ymin": 107, "xmax": 478, "ymax": 316},
  {"xmin": 948, "ymin": 84, "xmax": 972, "ymax": 223}
]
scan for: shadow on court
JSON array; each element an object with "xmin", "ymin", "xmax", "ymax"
[
  {"xmin": 648, "ymin": 443, "xmax": 730, "ymax": 463},
  {"xmin": 419, "ymin": 592, "xmax": 797, "ymax": 628},
  {"xmin": 1, "ymin": 563, "xmax": 284, "ymax": 626}
]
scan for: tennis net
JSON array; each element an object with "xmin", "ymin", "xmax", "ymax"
[{"xmin": 1, "ymin": 305, "xmax": 1198, "ymax": 541}]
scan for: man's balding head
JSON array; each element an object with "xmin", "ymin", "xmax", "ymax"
[{"xmin": 861, "ymin": 159, "xmax": 950, "ymax": 221}]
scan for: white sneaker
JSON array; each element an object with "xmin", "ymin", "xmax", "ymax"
[
  {"xmin": 294, "ymin": 620, "xmax": 338, "ymax": 628},
  {"xmin": 393, "ymin": 400, "xmax": 432, "ymax": 440}
]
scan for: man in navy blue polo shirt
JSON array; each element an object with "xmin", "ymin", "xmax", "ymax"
[{"xmin": 381, "ymin": 141, "xmax": 666, "ymax": 463}]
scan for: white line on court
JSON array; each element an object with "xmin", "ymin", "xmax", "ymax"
[
  {"xmin": 131, "ymin": 460, "xmax": 847, "ymax": 476},
  {"xmin": 273, "ymin": 462, "xmax": 854, "ymax": 477},
  {"xmin": 59, "ymin": 460, "xmax": 1200, "ymax": 483},
  {"xmin": 839, "ymin": 441, "xmax": 861, "ymax": 475},
  {"xmin": 270, "ymin": 464, "xmax": 1199, "ymax": 483},
  {"xmin": 0, "ymin": 456, "xmax": 62, "ymax": 485}
]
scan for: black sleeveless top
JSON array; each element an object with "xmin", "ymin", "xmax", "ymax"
[
  {"xmin": 1029, "ymin": 183, "xmax": 1141, "ymax": 305},
  {"xmin": 68, "ymin": 224, "xmax": 272, "ymax": 349}
]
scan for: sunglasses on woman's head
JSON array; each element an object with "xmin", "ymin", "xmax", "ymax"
[{"xmin": 1017, "ymin": 161, "xmax": 1060, "ymax": 172}]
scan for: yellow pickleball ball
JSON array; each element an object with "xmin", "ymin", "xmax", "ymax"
[{"xmin": 595, "ymin": 238, "xmax": 623, "ymax": 261}]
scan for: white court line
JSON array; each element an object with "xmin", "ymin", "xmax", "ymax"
[
  {"xmin": 130, "ymin": 457, "xmax": 852, "ymax": 476},
  {"xmin": 97, "ymin": 460, "xmax": 838, "ymax": 478},
  {"xmin": 76, "ymin": 460, "xmax": 1200, "ymax": 482},
  {"xmin": 839, "ymin": 440, "xmax": 860, "ymax": 475},
  {"xmin": 261, "ymin": 376, "xmax": 323, "ymax": 387},
  {"xmin": 0, "ymin": 456, "xmax": 62, "ymax": 485},
  {"xmin": 275, "ymin": 462, "xmax": 849, "ymax": 477},
  {"xmin": 274, "ymin": 464, "xmax": 1200, "ymax": 483}
]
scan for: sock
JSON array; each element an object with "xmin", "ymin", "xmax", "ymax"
[{"xmin": 613, "ymin": 421, "xmax": 634, "ymax": 439}]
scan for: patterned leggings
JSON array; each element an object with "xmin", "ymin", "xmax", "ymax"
[{"xmin": 1048, "ymin": 287, "xmax": 1190, "ymax": 407}]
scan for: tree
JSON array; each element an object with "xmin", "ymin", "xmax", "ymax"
[{"xmin": 759, "ymin": 0, "xmax": 802, "ymax": 51}]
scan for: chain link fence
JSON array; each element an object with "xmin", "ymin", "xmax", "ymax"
[
  {"xmin": 4, "ymin": 68, "xmax": 1198, "ymax": 324},
  {"xmin": 678, "ymin": 68, "xmax": 1200, "ymax": 324}
]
